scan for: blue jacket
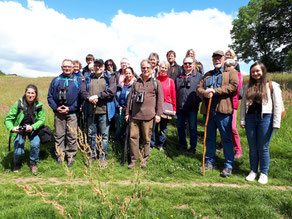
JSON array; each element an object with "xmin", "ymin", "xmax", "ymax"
[
  {"xmin": 114, "ymin": 83, "xmax": 133, "ymax": 109},
  {"xmin": 81, "ymin": 72, "xmax": 116, "ymax": 121},
  {"xmin": 175, "ymin": 70, "xmax": 203, "ymax": 111},
  {"xmin": 47, "ymin": 73, "xmax": 82, "ymax": 113}
]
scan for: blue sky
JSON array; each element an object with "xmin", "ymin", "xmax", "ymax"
[{"xmin": 0, "ymin": 0, "xmax": 252, "ymax": 77}]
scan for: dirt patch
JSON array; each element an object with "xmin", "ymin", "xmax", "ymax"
[{"xmin": 173, "ymin": 204, "xmax": 189, "ymax": 209}]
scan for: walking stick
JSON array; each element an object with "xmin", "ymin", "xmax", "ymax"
[
  {"xmin": 202, "ymin": 96, "xmax": 212, "ymax": 176},
  {"xmin": 123, "ymin": 121, "xmax": 130, "ymax": 165}
]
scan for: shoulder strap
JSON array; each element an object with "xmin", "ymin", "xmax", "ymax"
[
  {"xmin": 153, "ymin": 77, "xmax": 158, "ymax": 94},
  {"xmin": 16, "ymin": 99, "xmax": 22, "ymax": 116},
  {"xmin": 269, "ymin": 80, "xmax": 273, "ymax": 94}
]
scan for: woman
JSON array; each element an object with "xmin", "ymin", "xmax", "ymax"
[
  {"xmin": 150, "ymin": 61, "xmax": 176, "ymax": 150},
  {"xmin": 105, "ymin": 59, "xmax": 117, "ymax": 76},
  {"xmin": 224, "ymin": 50, "xmax": 243, "ymax": 158},
  {"xmin": 114, "ymin": 67, "xmax": 136, "ymax": 142},
  {"xmin": 240, "ymin": 62, "xmax": 283, "ymax": 184},
  {"xmin": 4, "ymin": 84, "xmax": 45, "ymax": 173},
  {"xmin": 148, "ymin": 52, "xmax": 160, "ymax": 78},
  {"xmin": 73, "ymin": 60, "xmax": 84, "ymax": 80},
  {"xmin": 185, "ymin": 49, "xmax": 204, "ymax": 74}
]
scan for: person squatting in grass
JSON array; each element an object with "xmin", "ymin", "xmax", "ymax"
[
  {"xmin": 5, "ymin": 84, "xmax": 45, "ymax": 173},
  {"xmin": 80, "ymin": 59, "xmax": 117, "ymax": 167},
  {"xmin": 197, "ymin": 50, "xmax": 238, "ymax": 177},
  {"xmin": 150, "ymin": 61, "xmax": 176, "ymax": 151},
  {"xmin": 240, "ymin": 62, "xmax": 284, "ymax": 184},
  {"xmin": 125, "ymin": 59, "xmax": 163, "ymax": 169},
  {"xmin": 175, "ymin": 56, "xmax": 203, "ymax": 154},
  {"xmin": 47, "ymin": 59, "xmax": 83, "ymax": 167}
]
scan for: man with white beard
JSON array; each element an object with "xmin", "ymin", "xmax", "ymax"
[{"xmin": 197, "ymin": 50, "xmax": 238, "ymax": 177}]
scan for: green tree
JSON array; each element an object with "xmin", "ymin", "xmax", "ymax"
[{"xmin": 230, "ymin": 0, "xmax": 292, "ymax": 72}]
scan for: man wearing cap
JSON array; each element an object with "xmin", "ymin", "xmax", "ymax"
[
  {"xmin": 80, "ymin": 59, "xmax": 116, "ymax": 167},
  {"xmin": 197, "ymin": 50, "xmax": 238, "ymax": 177}
]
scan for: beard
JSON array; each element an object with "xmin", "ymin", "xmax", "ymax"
[{"xmin": 214, "ymin": 64, "xmax": 222, "ymax": 69}]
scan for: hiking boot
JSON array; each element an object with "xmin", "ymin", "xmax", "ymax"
[
  {"xmin": 200, "ymin": 162, "xmax": 215, "ymax": 172},
  {"xmin": 258, "ymin": 173, "xmax": 268, "ymax": 184},
  {"xmin": 30, "ymin": 161, "xmax": 38, "ymax": 174},
  {"xmin": 67, "ymin": 159, "xmax": 75, "ymax": 168},
  {"xmin": 234, "ymin": 153, "xmax": 242, "ymax": 159},
  {"xmin": 245, "ymin": 171, "xmax": 257, "ymax": 182},
  {"xmin": 220, "ymin": 167, "xmax": 232, "ymax": 177},
  {"xmin": 140, "ymin": 160, "xmax": 147, "ymax": 168},
  {"xmin": 56, "ymin": 157, "xmax": 63, "ymax": 165},
  {"xmin": 128, "ymin": 162, "xmax": 136, "ymax": 169},
  {"xmin": 188, "ymin": 148, "xmax": 196, "ymax": 154},
  {"xmin": 100, "ymin": 159, "xmax": 107, "ymax": 168},
  {"xmin": 13, "ymin": 164, "xmax": 22, "ymax": 172}
]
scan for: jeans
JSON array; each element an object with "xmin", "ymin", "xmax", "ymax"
[
  {"xmin": 176, "ymin": 109, "xmax": 198, "ymax": 150},
  {"xmin": 88, "ymin": 113, "xmax": 109, "ymax": 159},
  {"xmin": 151, "ymin": 118, "xmax": 168, "ymax": 148},
  {"xmin": 245, "ymin": 114, "xmax": 274, "ymax": 175},
  {"xmin": 204, "ymin": 110, "xmax": 234, "ymax": 168},
  {"xmin": 13, "ymin": 131, "xmax": 40, "ymax": 164}
]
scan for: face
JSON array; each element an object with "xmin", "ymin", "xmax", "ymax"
[
  {"xmin": 159, "ymin": 63, "xmax": 168, "ymax": 76},
  {"xmin": 141, "ymin": 61, "xmax": 152, "ymax": 79},
  {"xmin": 121, "ymin": 59, "xmax": 130, "ymax": 70},
  {"xmin": 86, "ymin": 58, "xmax": 94, "ymax": 65},
  {"xmin": 167, "ymin": 53, "xmax": 175, "ymax": 63},
  {"xmin": 125, "ymin": 68, "xmax": 134, "ymax": 81},
  {"xmin": 149, "ymin": 56, "xmax": 158, "ymax": 68},
  {"xmin": 225, "ymin": 52, "xmax": 232, "ymax": 60},
  {"xmin": 250, "ymin": 64, "xmax": 263, "ymax": 80},
  {"xmin": 62, "ymin": 61, "xmax": 73, "ymax": 75},
  {"xmin": 106, "ymin": 61, "xmax": 113, "ymax": 71},
  {"xmin": 187, "ymin": 51, "xmax": 194, "ymax": 57},
  {"xmin": 183, "ymin": 57, "xmax": 194, "ymax": 73},
  {"xmin": 25, "ymin": 88, "xmax": 36, "ymax": 104},
  {"xmin": 212, "ymin": 55, "xmax": 224, "ymax": 69},
  {"xmin": 94, "ymin": 63, "xmax": 104, "ymax": 74},
  {"xmin": 73, "ymin": 62, "xmax": 81, "ymax": 73}
]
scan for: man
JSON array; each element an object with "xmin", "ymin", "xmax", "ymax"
[
  {"xmin": 176, "ymin": 56, "xmax": 203, "ymax": 154},
  {"xmin": 167, "ymin": 50, "xmax": 182, "ymax": 80},
  {"xmin": 125, "ymin": 60, "xmax": 163, "ymax": 169},
  {"xmin": 80, "ymin": 59, "xmax": 116, "ymax": 167},
  {"xmin": 81, "ymin": 54, "xmax": 95, "ymax": 79},
  {"xmin": 197, "ymin": 50, "xmax": 238, "ymax": 177},
  {"xmin": 48, "ymin": 59, "xmax": 83, "ymax": 167}
]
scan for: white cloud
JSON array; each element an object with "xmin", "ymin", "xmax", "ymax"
[{"xmin": 0, "ymin": 0, "xmax": 234, "ymax": 77}]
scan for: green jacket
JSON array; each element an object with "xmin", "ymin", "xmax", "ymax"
[{"xmin": 4, "ymin": 98, "xmax": 45, "ymax": 139}]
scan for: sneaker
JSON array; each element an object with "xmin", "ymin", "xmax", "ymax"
[
  {"xmin": 67, "ymin": 159, "xmax": 75, "ymax": 168},
  {"xmin": 128, "ymin": 162, "xmax": 136, "ymax": 169},
  {"xmin": 30, "ymin": 161, "xmax": 38, "ymax": 174},
  {"xmin": 200, "ymin": 162, "xmax": 215, "ymax": 172},
  {"xmin": 13, "ymin": 164, "xmax": 22, "ymax": 172},
  {"xmin": 258, "ymin": 173, "xmax": 268, "ymax": 184},
  {"xmin": 245, "ymin": 171, "xmax": 257, "ymax": 181},
  {"xmin": 220, "ymin": 167, "xmax": 232, "ymax": 177},
  {"xmin": 234, "ymin": 153, "xmax": 242, "ymax": 159}
]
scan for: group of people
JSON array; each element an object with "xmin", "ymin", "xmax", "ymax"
[{"xmin": 4, "ymin": 49, "xmax": 284, "ymax": 185}]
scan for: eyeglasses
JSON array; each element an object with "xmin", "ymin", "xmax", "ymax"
[
  {"xmin": 107, "ymin": 64, "xmax": 113, "ymax": 66},
  {"xmin": 62, "ymin": 66, "xmax": 72, "ymax": 69},
  {"xmin": 183, "ymin": 62, "xmax": 193, "ymax": 66}
]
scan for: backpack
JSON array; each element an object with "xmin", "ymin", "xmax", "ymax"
[{"xmin": 269, "ymin": 81, "xmax": 286, "ymax": 119}]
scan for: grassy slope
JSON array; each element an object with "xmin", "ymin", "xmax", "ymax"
[{"xmin": 0, "ymin": 75, "xmax": 291, "ymax": 218}]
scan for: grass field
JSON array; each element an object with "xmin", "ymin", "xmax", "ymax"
[{"xmin": 0, "ymin": 74, "xmax": 291, "ymax": 218}]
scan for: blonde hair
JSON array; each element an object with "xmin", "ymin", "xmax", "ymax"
[{"xmin": 225, "ymin": 49, "xmax": 236, "ymax": 59}]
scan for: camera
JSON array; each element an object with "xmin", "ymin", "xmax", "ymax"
[
  {"xmin": 135, "ymin": 91, "xmax": 144, "ymax": 103},
  {"xmin": 17, "ymin": 124, "xmax": 27, "ymax": 132},
  {"xmin": 58, "ymin": 87, "xmax": 67, "ymax": 106}
]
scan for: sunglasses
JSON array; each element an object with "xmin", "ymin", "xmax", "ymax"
[{"xmin": 183, "ymin": 62, "xmax": 193, "ymax": 65}]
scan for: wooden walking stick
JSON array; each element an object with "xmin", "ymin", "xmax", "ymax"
[{"xmin": 202, "ymin": 95, "xmax": 212, "ymax": 176}]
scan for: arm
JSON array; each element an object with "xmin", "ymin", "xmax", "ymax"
[
  {"xmin": 272, "ymin": 82, "xmax": 283, "ymax": 129},
  {"xmin": 156, "ymin": 81, "xmax": 164, "ymax": 117},
  {"xmin": 214, "ymin": 69, "xmax": 238, "ymax": 96},
  {"xmin": 4, "ymin": 101, "xmax": 19, "ymax": 132},
  {"xmin": 98, "ymin": 75, "xmax": 117, "ymax": 101},
  {"xmin": 32, "ymin": 104, "xmax": 45, "ymax": 130},
  {"xmin": 47, "ymin": 79, "xmax": 58, "ymax": 111},
  {"xmin": 170, "ymin": 79, "xmax": 176, "ymax": 112},
  {"xmin": 240, "ymin": 85, "xmax": 248, "ymax": 128}
]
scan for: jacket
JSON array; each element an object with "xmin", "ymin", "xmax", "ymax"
[
  {"xmin": 4, "ymin": 98, "xmax": 45, "ymax": 139},
  {"xmin": 157, "ymin": 74, "xmax": 176, "ymax": 111},
  {"xmin": 47, "ymin": 73, "xmax": 82, "ymax": 113},
  {"xmin": 175, "ymin": 69, "xmax": 203, "ymax": 111},
  {"xmin": 126, "ymin": 77, "xmax": 164, "ymax": 120},
  {"xmin": 115, "ymin": 79, "xmax": 136, "ymax": 109},
  {"xmin": 197, "ymin": 67, "xmax": 238, "ymax": 115},
  {"xmin": 80, "ymin": 71, "xmax": 116, "ymax": 121},
  {"xmin": 240, "ymin": 81, "xmax": 283, "ymax": 129},
  {"xmin": 168, "ymin": 62, "xmax": 182, "ymax": 80}
]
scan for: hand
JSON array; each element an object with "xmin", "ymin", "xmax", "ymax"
[
  {"xmin": 25, "ymin": 125, "xmax": 33, "ymax": 133},
  {"xmin": 89, "ymin": 95, "xmax": 98, "ymax": 104},
  {"xmin": 173, "ymin": 111, "xmax": 176, "ymax": 116},
  {"xmin": 11, "ymin": 126, "xmax": 20, "ymax": 134},
  {"xmin": 240, "ymin": 125, "xmax": 245, "ymax": 128},
  {"xmin": 204, "ymin": 88, "xmax": 215, "ymax": 98},
  {"xmin": 125, "ymin": 115, "xmax": 129, "ymax": 122},
  {"xmin": 155, "ymin": 115, "xmax": 161, "ymax": 123},
  {"xmin": 57, "ymin": 105, "xmax": 69, "ymax": 114}
]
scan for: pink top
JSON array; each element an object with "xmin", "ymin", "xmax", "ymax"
[{"xmin": 157, "ymin": 74, "xmax": 176, "ymax": 111}]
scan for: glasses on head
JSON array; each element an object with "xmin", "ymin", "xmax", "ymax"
[{"xmin": 183, "ymin": 62, "xmax": 193, "ymax": 66}]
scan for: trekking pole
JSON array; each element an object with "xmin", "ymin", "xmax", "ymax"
[
  {"xmin": 123, "ymin": 120, "xmax": 130, "ymax": 165},
  {"xmin": 202, "ymin": 91, "xmax": 213, "ymax": 176},
  {"xmin": 8, "ymin": 135, "xmax": 11, "ymax": 151}
]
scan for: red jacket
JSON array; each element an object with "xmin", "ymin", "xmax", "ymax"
[{"xmin": 157, "ymin": 74, "xmax": 176, "ymax": 111}]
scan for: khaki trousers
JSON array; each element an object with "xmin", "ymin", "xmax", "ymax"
[
  {"xmin": 129, "ymin": 119, "xmax": 153, "ymax": 163},
  {"xmin": 54, "ymin": 112, "xmax": 78, "ymax": 159}
]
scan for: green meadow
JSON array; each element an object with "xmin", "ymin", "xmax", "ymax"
[{"xmin": 0, "ymin": 74, "xmax": 291, "ymax": 218}]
